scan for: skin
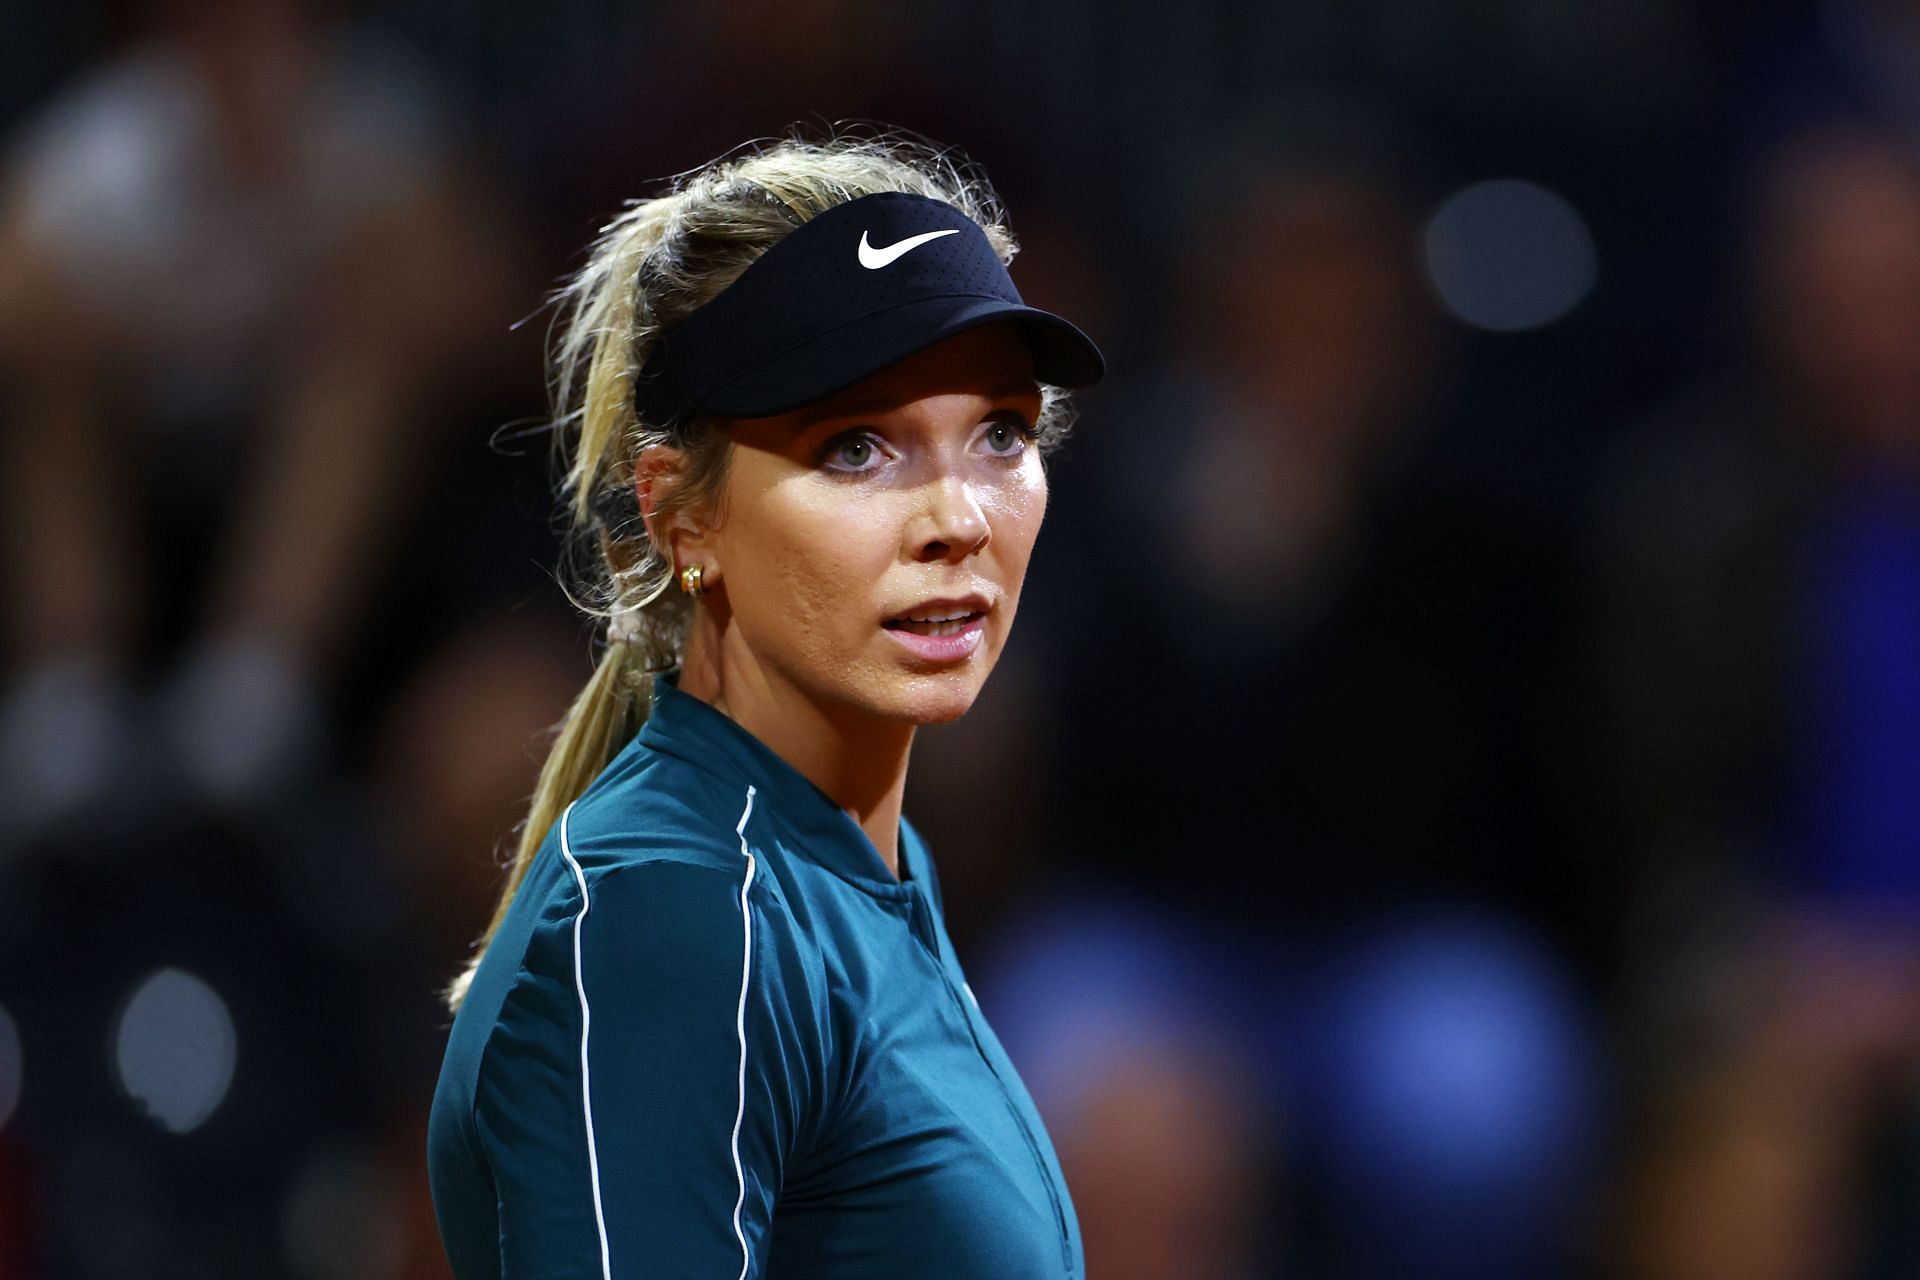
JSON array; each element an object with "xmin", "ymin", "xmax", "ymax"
[{"xmin": 634, "ymin": 324, "xmax": 1049, "ymax": 879}]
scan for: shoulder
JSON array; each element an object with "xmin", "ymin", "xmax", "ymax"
[
  {"xmin": 523, "ymin": 761, "xmax": 818, "ymax": 993},
  {"xmin": 489, "ymin": 851, "xmax": 827, "ymax": 1067},
  {"xmin": 497, "ymin": 847, "xmax": 831, "ymax": 1115},
  {"xmin": 560, "ymin": 744, "xmax": 769, "ymax": 881},
  {"xmin": 499, "ymin": 746, "xmax": 830, "ymax": 1005},
  {"xmin": 565, "ymin": 859, "xmax": 773, "ymax": 984}
]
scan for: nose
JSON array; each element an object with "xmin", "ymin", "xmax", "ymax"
[{"xmin": 912, "ymin": 470, "xmax": 990, "ymax": 563}]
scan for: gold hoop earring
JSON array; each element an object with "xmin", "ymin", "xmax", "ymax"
[{"xmin": 680, "ymin": 564, "xmax": 707, "ymax": 596}]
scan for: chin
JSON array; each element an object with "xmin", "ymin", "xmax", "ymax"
[{"xmin": 877, "ymin": 663, "xmax": 989, "ymax": 726}]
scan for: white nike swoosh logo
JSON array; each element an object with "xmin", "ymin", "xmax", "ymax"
[{"xmin": 858, "ymin": 227, "xmax": 961, "ymax": 269}]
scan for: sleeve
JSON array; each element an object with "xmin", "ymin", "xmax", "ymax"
[{"xmin": 480, "ymin": 859, "xmax": 822, "ymax": 1279}]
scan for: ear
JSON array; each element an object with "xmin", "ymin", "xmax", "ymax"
[{"xmin": 633, "ymin": 443, "xmax": 722, "ymax": 580}]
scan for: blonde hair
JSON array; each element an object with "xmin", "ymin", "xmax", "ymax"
[{"xmin": 441, "ymin": 125, "xmax": 1080, "ymax": 1012}]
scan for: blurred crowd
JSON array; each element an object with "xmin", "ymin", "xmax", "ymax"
[{"xmin": 2, "ymin": 0, "xmax": 1918, "ymax": 1277}]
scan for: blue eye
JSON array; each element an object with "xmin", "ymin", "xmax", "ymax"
[
  {"xmin": 985, "ymin": 412, "xmax": 1039, "ymax": 456},
  {"xmin": 820, "ymin": 431, "xmax": 884, "ymax": 475}
]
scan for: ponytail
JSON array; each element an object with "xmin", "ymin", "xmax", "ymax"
[{"xmin": 440, "ymin": 640, "xmax": 651, "ymax": 1011}]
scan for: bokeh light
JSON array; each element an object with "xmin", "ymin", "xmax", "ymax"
[
  {"xmin": 1421, "ymin": 178, "xmax": 1598, "ymax": 331},
  {"xmin": 110, "ymin": 967, "xmax": 237, "ymax": 1136}
]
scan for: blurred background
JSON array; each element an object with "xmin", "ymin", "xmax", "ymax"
[{"xmin": 2, "ymin": 0, "xmax": 1919, "ymax": 1276}]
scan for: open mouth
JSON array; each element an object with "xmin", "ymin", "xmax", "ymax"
[{"xmin": 882, "ymin": 611, "xmax": 984, "ymax": 637}]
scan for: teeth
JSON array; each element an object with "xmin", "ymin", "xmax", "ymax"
[{"xmin": 897, "ymin": 616, "xmax": 973, "ymax": 637}]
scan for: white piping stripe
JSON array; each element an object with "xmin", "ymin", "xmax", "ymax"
[
  {"xmin": 730, "ymin": 784, "xmax": 759, "ymax": 1280},
  {"xmin": 557, "ymin": 801, "xmax": 613, "ymax": 1280}
]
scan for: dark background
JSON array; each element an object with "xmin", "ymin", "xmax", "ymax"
[{"xmin": 2, "ymin": 1, "xmax": 1919, "ymax": 1276}]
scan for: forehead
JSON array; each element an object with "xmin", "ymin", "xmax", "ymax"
[{"xmin": 775, "ymin": 325, "xmax": 1042, "ymax": 430}]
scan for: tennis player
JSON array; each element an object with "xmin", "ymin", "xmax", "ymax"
[{"xmin": 426, "ymin": 130, "xmax": 1105, "ymax": 1278}]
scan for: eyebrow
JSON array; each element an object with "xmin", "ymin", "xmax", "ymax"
[{"xmin": 787, "ymin": 383, "xmax": 1041, "ymax": 431}]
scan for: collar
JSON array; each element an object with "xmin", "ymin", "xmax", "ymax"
[{"xmin": 634, "ymin": 666, "xmax": 924, "ymax": 900}]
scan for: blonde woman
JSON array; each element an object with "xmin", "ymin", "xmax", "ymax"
[{"xmin": 426, "ymin": 129, "xmax": 1104, "ymax": 1278}]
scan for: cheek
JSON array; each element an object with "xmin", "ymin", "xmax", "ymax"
[
  {"xmin": 987, "ymin": 462, "xmax": 1049, "ymax": 569},
  {"xmin": 750, "ymin": 489, "xmax": 897, "ymax": 642}
]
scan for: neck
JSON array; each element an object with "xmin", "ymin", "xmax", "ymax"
[{"xmin": 678, "ymin": 627, "xmax": 914, "ymax": 880}]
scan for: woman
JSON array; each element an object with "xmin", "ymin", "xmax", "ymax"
[{"xmin": 426, "ymin": 130, "xmax": 1105, "ymax": 1279}]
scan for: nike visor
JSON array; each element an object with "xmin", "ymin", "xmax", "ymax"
[{"xmin": 631, "ymin": 190, "xmax": 1106, "ymax": 426}]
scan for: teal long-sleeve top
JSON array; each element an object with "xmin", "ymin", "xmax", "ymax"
[{"xmin": 427, "ymin": 665, "xmax": 1083, "ymax": 1278}]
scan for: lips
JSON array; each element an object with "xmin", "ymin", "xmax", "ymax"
[{"xmin": 881, "ymin": 610, "xmax": 988, "ymax": 660}]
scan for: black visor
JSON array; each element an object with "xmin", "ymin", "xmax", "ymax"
[{"xmin": 631, "ymin": 191, "xmax": 1105, "ymax": 425}]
